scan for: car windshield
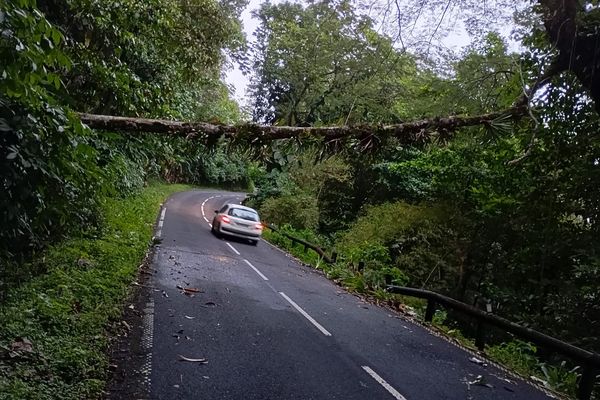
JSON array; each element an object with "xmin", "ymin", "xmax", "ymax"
[{"xmin": 229, "ymin": 208, "xmax": 259, "ymax": 222}]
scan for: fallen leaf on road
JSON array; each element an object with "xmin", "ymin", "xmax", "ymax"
[
  {"xmin": 184, "ymin": 287, "xmax": 201, "ymax": 293},
  {"xmin": 184, "ymin": 315, "xmax": 195, "ymax": 319},
  {"xmin": 204, "ymin": 302, "xmax": 217, "ymax": 307},
  {"xmin": 469, "ymin": 357, "xmax": 488, "ymax": 367},
  {"xmin": 162, "ymin": 290, "xmax": 169, "ymax": 298},
  {"xmin": 178, "ymin": 355, "xmax": 208, "ymax": 363},
  {"xmin": 467, "ymin": 375, "xmax": 493, "ymax": 388}
]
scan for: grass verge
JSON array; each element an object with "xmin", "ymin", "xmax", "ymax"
[{"xmin": 0, "ymin": 183, "xmax": 191, "ymax": 400}]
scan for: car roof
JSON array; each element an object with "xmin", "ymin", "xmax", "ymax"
[{"xmin": 224, "ymin": 203, "xmax": 259, "ymax": 213}]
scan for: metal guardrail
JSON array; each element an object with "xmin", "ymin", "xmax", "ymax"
[
  {"xmin": 386, "ymin": 286, "xmax": 600, "ymax": 400},
  {"xmin": 265, "ymin": 225, "xmax": 599, "ymax": 399},
  {"xmin": 265, "ymin": 224, "xmax": 334, "ymax": 264}
]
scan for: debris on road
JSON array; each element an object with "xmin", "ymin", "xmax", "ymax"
[
  {"xmin": 466, "ymin": 375, "xmax": 494, "ymax": 388},
  {"xmin": 184, "ymin": 315, "xmax": 195, "ymax": 319},
  {"xmin": 162, "ymin": 290, "xmax": 169, "ymax": 298},
  {"xmin": 178, "ymin": 355, "xmax": 208, "ymax": 363},
  {"xmin": 176, "ymin": 285, "xmax": 203, "ymax": 296},
  {"xmin": 469, "ymin": 357, "xmax": 488, "ymax": 367}
]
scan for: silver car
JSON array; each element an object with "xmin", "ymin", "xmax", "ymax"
[{"xmin": 211, "ymin": 203, "xmax": 263, "ymax": 245}]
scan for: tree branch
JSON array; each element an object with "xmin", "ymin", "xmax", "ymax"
[{"xmin": 78, "ymin": 106, "xmax": 529, "ymax": 145}]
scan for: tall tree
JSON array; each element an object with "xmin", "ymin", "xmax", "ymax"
[{"xmin": 250, "ymin": 0, "xmax": 420, "ymax": 126}]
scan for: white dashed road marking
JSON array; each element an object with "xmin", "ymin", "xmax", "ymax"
[
  {"xmin": 243, "ymin": 259, "xmax": 269, "ymax": 281},
  {"xmin": 226, "ymin": 242, "xmax": 240, "ymax": 255},
  {"xmin": 156, "ymin": 207, "xmax": 167, "ymax": 237},
  {"xmin": 361, "ymin": 366, "xmax": 407, "ymax": 400},
  {"xmin": 279, "ymin": 292, "xmax": 332, "ymax": 336}
]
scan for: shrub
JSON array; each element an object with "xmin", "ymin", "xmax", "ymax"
[
  {"xmin": 336, "ymin": 201, "xmax": 467, "ymax": 294},
  {"xmin": 260, "ymin": 193, "xmax": 319, "ymax": 230}
]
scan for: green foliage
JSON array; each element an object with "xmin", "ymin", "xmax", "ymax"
[
  {"xmin": 37, "ymin": 0, "xmax": 245, "ymax": 118},
  {"xmin": 0, "ymin": 183, "xmax": 191, "ymax": 400},
  {"xmin": 0, "ymin": 0, "xmax": 248, "ymax": 294},
  {"xmin": 0, "ymin": 0, "xmax": 103, "ymax": 263},
  {"xmin": 250, "ymin": 0, "xmax": 420, "ymax": 125},
  {"xmin": 538, "ymin": 362, "xmax": 579, "ymax": 396},
  {"xmin": 262, "ymin": 226, "xmax": 328, "ymax": 268},
  {"xmin": 487, "ymin": 341, "xmax": 539, "ymax": 377},
  {"xmin": 261, "ymin": 194, "xmax": 319, "ymax": 230}
]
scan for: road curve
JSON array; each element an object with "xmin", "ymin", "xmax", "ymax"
[{"xmin": 115, "ymin": 190, "xmax": 555, "ymax": 400}]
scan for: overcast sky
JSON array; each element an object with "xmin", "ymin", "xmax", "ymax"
[{"xmin": 224, "ymin": 0, "xmax": 266, "ymax": 106}]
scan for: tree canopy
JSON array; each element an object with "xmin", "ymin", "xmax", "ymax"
[{"xmin": 2, "ymin": 1, "xmax": 600, "ymax": 397}]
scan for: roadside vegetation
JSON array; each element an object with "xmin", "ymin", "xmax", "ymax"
[
  {"xmin": 0, "ymin": 183, "xmax": 191, "ymax": 399},
  {"xmin": 2, "ymin": 0, "xmax": 600, "ymax": 399},
  {"xmin": 245, "ymin": 1, "xmax": 600, "ymax": 398},
  {"xmin": 1, "ymin": 1, "xmax": 251, "ymax": 398}
]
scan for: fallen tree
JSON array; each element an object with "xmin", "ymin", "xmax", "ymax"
[{"xmin": 78, "ymin": 106, "xmax": 528, "ymax": 145}]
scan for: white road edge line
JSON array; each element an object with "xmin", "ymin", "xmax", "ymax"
[
  {"xmin": 279, "ymin": 292, "xmax": 332, "ymax": 336},
  {"xmin": 201, "ymin": 198, "xmax": 210, "ymax": 219},
  {"xmin": 226, "ymin": 242, "xmax": 240, "ymax": 255},
  {"xmin": 361, "ymin": 366, "xmax": 407, "ymax": 400},
  {"xmin": 243, "ymin": 259, "xmax": 269, "ymax": 281},
  {"xmin": 156, "ymin": 207, "xmax": 167, "ymax": 237}
]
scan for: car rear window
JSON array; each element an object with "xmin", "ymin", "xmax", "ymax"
[{"xmin": 229, "ymin": 208, "xmax": 259, "ymax": 222}]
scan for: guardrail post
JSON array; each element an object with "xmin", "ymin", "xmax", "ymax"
[
  {"xmin": 425, "ymin": 299, "xmax": 436, "ymax": 322},
  {"xmin": 475, "ymin": 321, "xmax": 486, "ymax": 351},
  {"xmin": 331, "ymin": 252, "xmax": 338, "ymax": 262},
  {"xmin": 578, "ymin": 364, "xmax": 597, "ymax": 400}
]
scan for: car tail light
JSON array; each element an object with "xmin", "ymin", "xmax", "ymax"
[{"xmin": 221, "ymin": 215, "xmax": 231, "ymax": 224}]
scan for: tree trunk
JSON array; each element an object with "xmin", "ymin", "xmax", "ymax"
[{"xmin": 78, "ymin": 106, "xmax": 528, "ymax": 145}]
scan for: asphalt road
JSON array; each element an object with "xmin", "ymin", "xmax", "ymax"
[{"xmin": 136, "ymin": 190, "xmax": 554, "ymax": 400}]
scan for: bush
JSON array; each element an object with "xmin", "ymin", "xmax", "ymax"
[
  {"xmin": 260, "ymin": 193, "xmax": 319, "ymax": 230},
  {"xmin": 336, "ymin": 201, "xmax": 467, "ymax": 294}
]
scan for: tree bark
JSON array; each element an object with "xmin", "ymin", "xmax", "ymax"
[{"xmin": 78, "ymin": 106, "xmax": 528, "ymax": 144}]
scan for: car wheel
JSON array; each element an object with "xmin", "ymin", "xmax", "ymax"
[{"xmin": 211, "ymin": 222, "xmax": 220, "ymax": 237}]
